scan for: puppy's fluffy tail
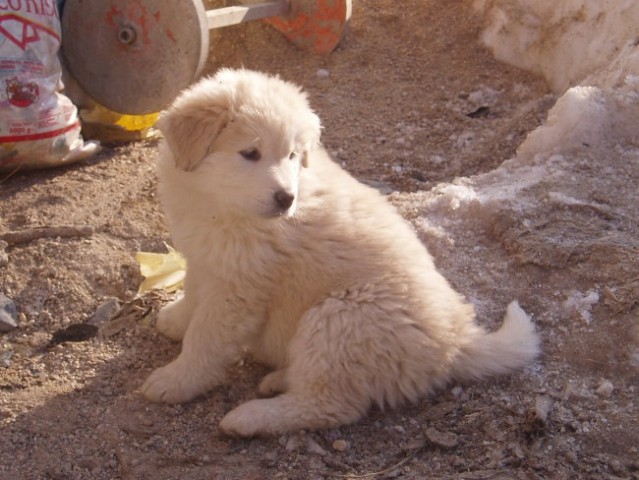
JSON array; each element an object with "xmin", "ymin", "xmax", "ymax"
[{"xmin": 453, "ymin": 301, "xmax": 540, "ymax": 381}]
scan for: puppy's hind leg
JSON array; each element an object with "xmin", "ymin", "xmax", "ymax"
[
  {"xmin": 220, "ymin": 296, "xmax": 380, "ymax": 436},
  {"xmin": 219, "ymin": 389, "xmax": 366, "ymax": 437}
]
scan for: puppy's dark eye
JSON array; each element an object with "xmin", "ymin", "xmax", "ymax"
[
  {"xmin": 289, "ymin": 151, "xmax": 298, "ymax": 161},
  {"xmin": 240, "ymin": 148, "xmax": 261, "ymax": 161}
]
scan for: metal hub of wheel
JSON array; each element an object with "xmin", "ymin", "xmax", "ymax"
[{"xmin": 61, "ymin": 0, "xmax": 209, "ymax": 115}]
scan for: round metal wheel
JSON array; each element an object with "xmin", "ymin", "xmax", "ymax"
[
  {"xmin": 266, "ymin": 0, "xmax": 352, "ymax": 54},
  {"xmin": 61, "ymin": 0, "xmax": 209, "ymax": 115}
]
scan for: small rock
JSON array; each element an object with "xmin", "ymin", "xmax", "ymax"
[
  {"xmin": 0, "ymin": 240, "xmax": 8, "ymax": 267},
  {"xmin": 451, "ymin": 386, "xmax": 463, "ymax": 397},
  {"xmin": 425, "ymin": 427, "xmax": 459, "ymax": 449},
  {"xmin": 305, "ymin": 438, "xmax": 327, "ymax": 456},
  {"xmin": 0, "ymin": 293, "xmax": 18, "ymax": 332},
  {"xmin": 0, "ymin": 349, "xmax": 13, "ymax": 368},
  {"xmin": 332, "ymin": 439, "xmax": 349, "ymax": 452},
  {"xmin": 534, "ymin": 395, "xmax": 553, "ymax": 423},
  {"xmin": 392, "ymin": 425, "xmax": 406, "ymax": 434},
  {"xmin": 595, "ymin": 379, "xmax": 614, "ymax": 397},
  {"xmin": 284, "ymin": 434, "xmax": 304, "ymax": 452},
  {"xmin": 316, "ymin": 69, "xmax": 330, "ymax": 78},
  {"xmin": 89, "ymin": 298, "xmax": 121, "ymax": 327}
]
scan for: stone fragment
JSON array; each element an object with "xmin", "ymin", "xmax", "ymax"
[
  {"xmin": 535, "ymin": 395, "xmax": 553, "ymax": 423},
  {"xmin": 284, "ymin": 434, "xmax": 304, "ymax": 452},
  {"xmin": 332, "ymin": 439, "xmax": 349, "ymax": 452},
  {"xmin": 425, "ymin": 427, "xmax": 459, "ymax": 449},
  {"xmin": 595, "ymin": 379, "xmax": 614, "ymax": 397},
  {"xmin": 305, "ymin": 438, "xmax": 327, "ymax": 456},
  {"xmin": 0, "ymin": 240, "xmax": 8, "ymax": 267},
  {"xmin": 88, "ymin": 298, "xmax": 121, "ymax": 327},
  {"xmin": 0, "ymin": 293, "xmax": 18, "ymax": 332}
]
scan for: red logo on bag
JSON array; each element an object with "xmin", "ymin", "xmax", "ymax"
[
  {"xmin": 5, "ymin": 77, "xmax": 39, "ymax": 107},
  {"xmin": 0, "ymin": 13, "xmax": 61, "ymax": 50}
]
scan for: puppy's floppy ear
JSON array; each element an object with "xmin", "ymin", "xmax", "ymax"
[
  {"xmin": 300, "ymin": 111, "xmax": 322, "ymax": 169},
  {"xmin": 156, "ymin": 79, "xmax": 230, "ymax": 171}
]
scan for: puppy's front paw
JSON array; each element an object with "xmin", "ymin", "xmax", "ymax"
[
  {"xmin": 156, "ymin": 298, "xmax": 191, "ymax": 341},
  {"xmin": 141, "ymin": 362, "xmax": 202, "ymax": 403}
]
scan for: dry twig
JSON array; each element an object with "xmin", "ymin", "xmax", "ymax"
[{"xmin": 0, "ymin": 225, "xmax": 95, "ymax": 245}]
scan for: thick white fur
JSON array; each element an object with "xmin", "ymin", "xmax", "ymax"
[{"xmin": 141, "ymin": 68, "xmax": 541, "ymax": 436}]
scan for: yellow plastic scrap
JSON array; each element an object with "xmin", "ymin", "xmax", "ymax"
[
  {"xmin": 136, "ymin": 245, "xmax": 186, "ymax": 294},
  {"xmin": 82, "ymin": 104, "xmax": 159, "ymax": 131}
]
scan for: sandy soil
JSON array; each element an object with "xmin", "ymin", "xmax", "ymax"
[{"xmin": 1, "ymin": 1, "xmax": 637, "ymax": 479}]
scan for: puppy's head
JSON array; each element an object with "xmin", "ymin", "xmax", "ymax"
[{"xmin": 156, "ymin": 69, "xmax": 321, "ymax": 218}]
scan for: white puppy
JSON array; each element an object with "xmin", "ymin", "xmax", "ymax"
[{"xmin": 141, "ymin": 68, "xmax": 540, "ymax": 437}]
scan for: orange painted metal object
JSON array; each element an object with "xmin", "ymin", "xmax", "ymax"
[{"xmin": 266, "ymin": 0, "xmax": 352, "ymax": 54}]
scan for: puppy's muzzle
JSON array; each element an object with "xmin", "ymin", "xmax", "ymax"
[{"xmin": 274, "ymin": 189, "xmax": 295, "ymax": 212}]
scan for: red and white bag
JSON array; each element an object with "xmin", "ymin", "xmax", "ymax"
[{"xmin": 0, "ymin": 0, "xmax": 97, "ymax": 171}]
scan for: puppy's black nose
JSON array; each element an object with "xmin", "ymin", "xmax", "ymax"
[{"xmin": 274, "ymin": 189, "xmax": 295, "ymax": 210}]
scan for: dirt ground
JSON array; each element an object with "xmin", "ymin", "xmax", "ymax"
[{"xmin": 1, "ymin": 1, "xmax": 638, "ymax": 479}]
